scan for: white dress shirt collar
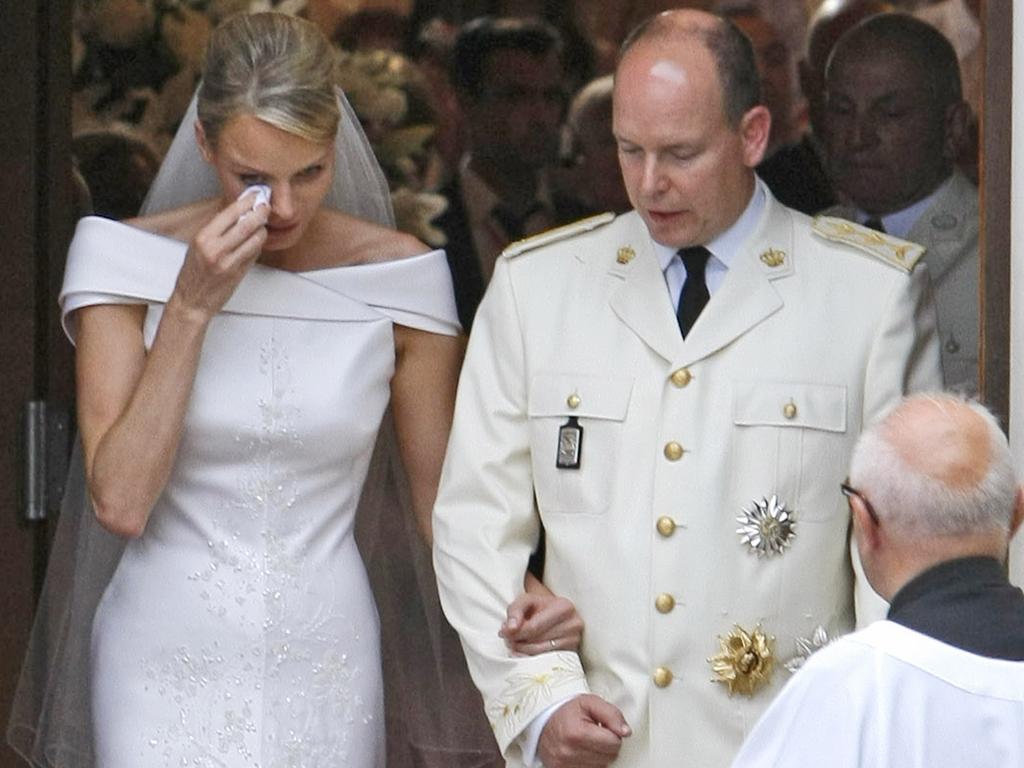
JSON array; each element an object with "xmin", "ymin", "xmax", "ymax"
[
  {"xmin": 858, "ymin": 177, "xmax": 949, "ymax": 240},
  {"xmin": 458, "ymin": 155, "xmax": 556, "ymax": 281},
  {"xmin": 654, "ymin": 178, "xmax": 767, "ymax": 301},
  {"xmin": 459, "ymin": 156, "xmax": 501, "ymax": 229}
]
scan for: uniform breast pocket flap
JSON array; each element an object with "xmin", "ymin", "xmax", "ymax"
[
  {"xmin": 732, "ymin": 380, "xmax": 849, "ymax": 523},
  {"xmin": 732, "ymin": 381, "xmax": 847, "ymax": 432},
  {"xmin": 528, "ymin": 374, "xmax": 633, "ymax": 515}
]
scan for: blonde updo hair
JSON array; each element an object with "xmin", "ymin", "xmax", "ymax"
[{"xmin": 197, "ymin": 12, "xmax": 340, "ymax": 147}]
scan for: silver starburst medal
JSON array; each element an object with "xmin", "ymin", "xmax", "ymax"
[
  {"xmin": 785, "ymin": 625, "xmax": 832, "ymax": 673},
  {"xmin": 736, "ymin": 495, "xmax": 796, "ymax": 557}
]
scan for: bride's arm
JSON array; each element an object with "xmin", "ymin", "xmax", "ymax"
[
  {"xmin": 78, "ymin": 197, "xmax": 268, "ymax": 538},
  {"xmin": 498, "ymin": 572, "xmax": 585, "ymax": 655},
  {"xmin": 390, "ymin": 322, "xmax": 585, "ymax": 654},
  {"xmin": 390, "ymin": 325, "xmax": 465, "ymax": 544}
]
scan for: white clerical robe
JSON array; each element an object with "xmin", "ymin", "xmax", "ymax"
[{"xmin": 731, "ymin": 620, "xmax": 1024, "ymax": 768}]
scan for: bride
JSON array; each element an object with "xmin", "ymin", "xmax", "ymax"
[{"xmin": 10, "ymin": 11, "xmax": 580, "ymax": 768}]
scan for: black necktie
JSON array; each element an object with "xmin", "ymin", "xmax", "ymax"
[
  {"xmin": 863, "ymin": 216, "xmax": 886, "ymax": 233},
  {"xmin": 676, "ymin": 246, "xmax": 710, "ymax": 338}
]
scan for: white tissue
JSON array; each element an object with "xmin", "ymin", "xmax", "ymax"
[{"xmin": 241, "ymin": 184, "xmax": 271, "ymax": 210}]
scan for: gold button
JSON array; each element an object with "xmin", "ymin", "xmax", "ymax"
[
  {"xmin": 670, "ymin": 368, "xmax": 692, "ymax": 388},
  {"xmin": 664, "ymin": 441, "xmax": 684, "ymax": 461},
  {"xmin": 783, "ymin": 401, "xmax": 797, "ymax": 419},
  {"xmin": 656, "ymin": 516, "xmax": 677, "ymax": 537},
  {"xmin": 655, "ymin": 593, "xmax": 675, "ymax": 613},
  {"xmin": 653, "ymin": 667, "xmax": 674, "ymax": 688},
  {"xmin": 567, "ymin": 393, "xmax": 581, "ymax": 409}
]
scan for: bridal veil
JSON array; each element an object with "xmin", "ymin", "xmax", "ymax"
[{"xmin": 8, "ymin": 87, "xmax": 499, "ymax": 767}]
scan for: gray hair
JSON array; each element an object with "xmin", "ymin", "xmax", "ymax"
[
  {"xmin": 849, "ymin": 393, "xmax": 1018, "ymax": 537},
  {"xmin": 198, "ymin": 12, "xmax": 340, "ymax": 148}
]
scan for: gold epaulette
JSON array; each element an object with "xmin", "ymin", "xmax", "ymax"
[
  {"xmin": 503, "ymin": 212, "xmax": 616, "ymax": 258},
  {"xmin": 812, "ymin": 216, "xmax": 925, "ymax": 273}
]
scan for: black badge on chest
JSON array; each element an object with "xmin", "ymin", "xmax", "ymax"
[{"xmin": 556, "ymin": 416, "xmax": 583, "ymax": 470}]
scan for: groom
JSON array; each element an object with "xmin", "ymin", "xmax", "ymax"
[{"xmin": 433, "ymin": 9, "xmax": 942, "ymax": 768}]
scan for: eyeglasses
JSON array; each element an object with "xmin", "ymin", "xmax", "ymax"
[{"xmin": 840, "ymin": 480, "xmax": 881, "ymax": 527}]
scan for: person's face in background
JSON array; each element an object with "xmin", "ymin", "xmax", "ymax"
[
  {"xmin": 466, "ymin": 47, "xmax": 565, "ymax": 169},
  {"xmin": 574, "ymin": 109, "xmax": 632, "ymax": 213},
  {"xmin": 566, "ymin": 82, "xmax": 632, "ymax": 213},
  {"xmin": 824, "ymin": 44, "xmax": 952, "ymax": 214},
  {"xmin": 199, "ymin": 113, "xmax": 335, "ymax": 253},
  {"xmin": 798, "ymin": 1, "xmax": 893, "ymax": 139},
  {"xmin": 731, "ymin": 13, "xmax": 799, "ymax": 153}
]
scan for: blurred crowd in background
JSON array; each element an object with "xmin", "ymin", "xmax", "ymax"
[{"xmin": 68, "ymin": 0, "xmax": 981, "ymax": 255}]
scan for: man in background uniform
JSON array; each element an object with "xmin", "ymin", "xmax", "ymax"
[
  {"xmin": 433, "ymin": 10, "xmax": 942, "ymax": 768},
  {"xmin": 821, "ymin": 13, "xmax": 978, "ymax": 392}
]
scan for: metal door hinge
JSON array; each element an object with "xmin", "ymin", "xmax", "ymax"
[{"xmin": 23, "ymin": 400, "xmax": 71, "ymax": 522}]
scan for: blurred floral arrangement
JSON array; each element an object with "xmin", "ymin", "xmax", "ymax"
[
  {"xmin": 72, "ymin": 0, "xmax": 448, "ymax": 244},
  {"xmin": 334, "ymin": 48, "xmax": 447, "ymax": 245}
]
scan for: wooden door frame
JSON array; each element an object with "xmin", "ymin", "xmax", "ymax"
[
  {"xmin": 981, "ymin": 0, "xmax": 1012, "ymax": 421},
  {"xmin": 0, "ymin": 1, "xmax": 73, "ymax": 764}
]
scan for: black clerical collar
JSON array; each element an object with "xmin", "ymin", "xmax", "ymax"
[
  {"xmin": 887, "ymin": 556, "xmax": 1024, "ymax": 660},
  {"xmin": 889, "ymin": 556, "xmax": 1005, "ymax": 613}
]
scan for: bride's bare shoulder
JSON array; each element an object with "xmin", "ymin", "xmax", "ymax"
[
  {"xmin": 318, "ymin": 209, "xmax": 430, "ymax": 265},
  {"xmin": 123, "ymin": 199, "xmax": 220, "ymax": 242}
]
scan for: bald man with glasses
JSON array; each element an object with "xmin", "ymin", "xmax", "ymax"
[{"xmin": 733, "ymin": 392, "xmax": 1024, "ymax": 768}]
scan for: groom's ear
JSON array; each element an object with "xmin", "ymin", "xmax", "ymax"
[{"xmin": 194, "ymin": 120, "xmax": 213, "ymax": 163}]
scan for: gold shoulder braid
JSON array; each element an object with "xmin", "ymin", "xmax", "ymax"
[
  {"xmin": 503, "ymin": 212, "xmax": 616, "ymax": 258},
  {"xmin": 812, "ymin": 216, "xmax": 925, "ymax": 273}
]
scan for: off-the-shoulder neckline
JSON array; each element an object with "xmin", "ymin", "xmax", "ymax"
[{"xmin": 79, "ymin": 215, "xmax": 443, "ymax": 274}]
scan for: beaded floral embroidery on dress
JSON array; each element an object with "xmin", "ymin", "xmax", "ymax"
[{"xmin": 140, "ymin": 332, "xmax": 370, "ymax": 766}]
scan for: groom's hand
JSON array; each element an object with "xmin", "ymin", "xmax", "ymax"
[{"xmin": 538, "ymin": 694, "xmax": 631, "ymax": 767}]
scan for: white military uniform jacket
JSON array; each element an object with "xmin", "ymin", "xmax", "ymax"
[
  {"xmin": 433, "ymin": 192, "xmax": 942, "ymax": 767},
  {"xmin": 826, "ymin": 170, "xmax": 979, "ymax": 392}
]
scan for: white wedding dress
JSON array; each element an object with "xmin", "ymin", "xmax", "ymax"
[{"xmin": 59, "ymin": 216, "xmax": 460, "ymax": 768}]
